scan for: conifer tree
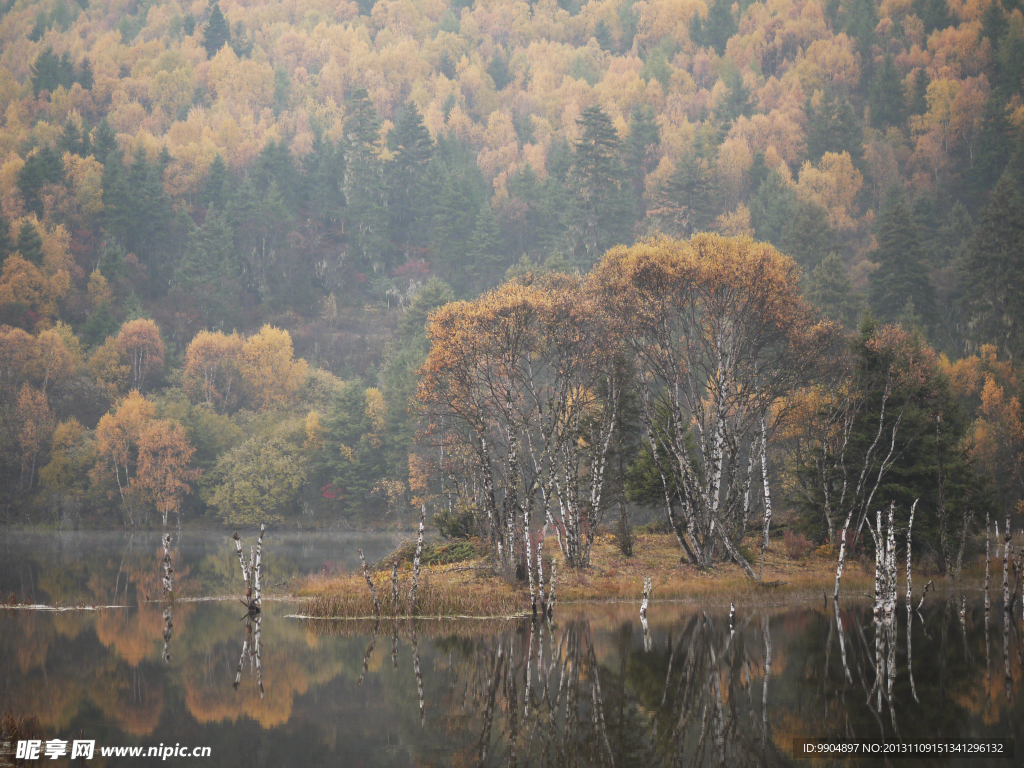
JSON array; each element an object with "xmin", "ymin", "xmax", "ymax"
[
  {"xmin": 593, "ymin": 19, "xmax": 613, "ymax": 51},
  {"xmin": 17, "ymin": 147, "xmax": 63, "ymax": 217},
  {"xmin": 870, "ymin": 54, "xmax": 905, "ymax": 129},
  {"xmin": 716, "ymin": 70, "xmax": 752, "ymax": 136},
  {"xmin": 386, "ymin": 102, "xmax": 433, "ymax": 262},
  {"xmin": 343, "ymin": 89, "xmax": 388, "ymax": 274},
  {"xmin": 914, "ymin": 0, "xmax": 952, "ymax": 34},
  {"xmin": 98, "ymin": 238, "xmax": 128, "ymax": 284},
  {"xmin": 749, "ymin": 169, "xmax": 798, "ymax": 244},
  {"xmin": 869, "ymin": 195, "xmax": 938, "ymax": 329},
  {"xmin": 58, "ymin": 118, "xmax": 86, "ymax": 157},
  {"xmin": 567, "ymin": 105, "xmax": 633, "ymax": 264},
  {"xmin": 844, "ymin": 0, "xmax": 877, "ymax": 89},
  {"xmin": 648, "ymin": 152, "xmax": 720, "ymax": 236},
  {"xmin": 77, "ymin": 57, "xmax": 93, "ymax": 90},
  {"xmin": 807, "ymin": 252, "xmax": 864, "ymax": 328},
  {"xmin": 625, "ymin": 105, "xmax": 661, "ymax": 207},
  {"xmin": 691, "ymin": 0, "xmax": 736, "ymax": 54},
  {"xmin": 16, "ymin": 221, "xmax": 44, "ymax": 267},
  {"xmin": 958, "ymin": 175, "xmax": 1024, "ymax": 358},
  {"xmin": 203, "ymin": 3, "xmax": 230, "ymax": 57},
  {"xmin": 304, "ymin": 134, "xmax": 345, "ymax": 225},
  {"xmin": 465, "ymin": 202, "xmax": 503, "ymax": 290},
  {"xmin": 92, "ymin": 119, "xmax": 117, "ymax": 163},
  {"xmin": 806, "ymin": 87, "xmax": 863, "ymax": 165},
  {"xmin": 202, "ymin": 155, "xmax": 228, "ymax": 211},
  {"xmin": 431, "ymin": 165, "xmax": 480, "ymax": 284},
  {"xmin": 174, "ymin": 209, "xmax": 237, "ymax": 326},
  {"xmin": 973, "ymin": 97, "xmax": 1014, "ymax": 193}
]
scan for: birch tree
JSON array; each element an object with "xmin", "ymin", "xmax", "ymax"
[
  {"xmin": 592, "ymin": 234, "xmax": 839, "ymax": 577},
  {"xmin": 418, "ymin": 273, "xmax": 621, "ymax": 569}
]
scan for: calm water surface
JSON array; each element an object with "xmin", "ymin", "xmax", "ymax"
[{"xmin": 0, "ymin": 531, "xmax": 1021, "ymax": 766}]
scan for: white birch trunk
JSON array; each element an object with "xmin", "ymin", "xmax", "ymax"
[{"xmin": 409, "ymin": 503, "xmax": 426, "ymax": 615}]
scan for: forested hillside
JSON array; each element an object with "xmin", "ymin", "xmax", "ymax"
[{"xmin": 0, "ymin": 0, "xmax": 1022, "ymax": 536}]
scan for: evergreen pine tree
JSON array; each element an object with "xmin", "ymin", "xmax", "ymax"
[
  {"xmin": 174, "ymin": 208, "xmax": 238, "ymax": 325},
  {"xmin": 386, "ymin": 102, "xmax": 434, "ymax": 263},
  {"xmin": 98, "ymin": 238, "xmax": 128, "ymax": 283},
  {"xmin": 785, "ymin": 201, "xmax": 838, "ymax": 270},
  {"xmin": 749, "ymin": 169, "xmax": 799, "ymax": 244},
  {"xmin": 982, "ymin": 0, "xmax": 1008, "ymax": 46},
  {"xmin": 343, "ymin": 89, "xmax": 388, "ymax": 274},
  {"xmin": 625, "ymin": 104, "xmax": 661, "ymax": 207},
  {"xmin": 16, "ymin": 221, "xmax": 44, "ymax": 266},
  {"xmin": 844, "ymin": 0, "xmax": 877, "ymax": 90},
  {"xmin": 568, "ymin": 105, "xmax": 633, "ymax": 264},
  {"xmin": 465, "ymin": 202, "xmax": 503, "ymax": 290},
  {"xmin": 870, "ymin": 54, "xmax": 906, "ymax": 128},
  {"xmin": 174, "ymin": 209, "xmax": 233, "ymax": 290},
  {"xmin": 807, "ymin": 252, "xmax": 864, "ymax": 328},
  {"xmin": 77, "ymin": 57, "xmax": 93, "ymax": 90},
  {"xmin": 431, "ymin": 165, "xmax": 479, "ymax": 285},
  {"xmin": 202, "ymin": 154, "xmax": 228, "ymax": 211},
  {"xmin": 593, "ymin": 19, "xmax": 614, "ymax": 51},
  {"xmin": 806, "ymin": 87, "xmax": 864, "ymax": 165},
  {"xmin": 304, "ymin": 133, "xmax": 345, "ymax": 223},
  {"xmin": 649, "ymin": 153, "xmax": 721, "ymax": 236},
  {"xmin": 273, "ymin": 66, "xmax": 290, "ymax": 114},
  {"xmin": 17, "ymin": 147, "xmax": 63, "ymax": 217},
  {"xmin": 994, "ymin": 27, "xmax": 1024, "ymax": 101},
  {"xmin": 101, "ymin": 146, "xmax": 132, "ymax": 240},
  {"xmin": 81, "ymin": 301, "xmax": 120, "ymax": 349},
  {"xmin": 487, "ymin": 51, "xmax": 511, "ymax": 90},
  {"xmin": 747, "ymin": 151, "xmax": 769, "ymax": 192},
  {"xmin": 58, "ymin": 118, "xmax": 84, "ymax": 157},
  {"xmin": 958, "ymin": 175, "xmax": 1024, "ymax": 358},
  {"xmin": 690, "ymin": 0, "xmax": 736, "ymax": 54},
  {"xmin": 716, "ymin": 70, "xmax": 752, "ymax": 136},
  {"xmin": 503, "ymin": 163, "xmax": 562, "ymax": 262},
  {"xmin": 92, "ymin": 119, "xmax": 117, "ymax": 162},
  {"xmin": 203, "ymin": 2, "xmax": 230, "ymax": 57},
  {"xmin": 914, "ymin": 0, "xmax": 952, "ymax": 34},
  {"xmin": 704, "ymin": 0, "xmax": 737, "ymax": 54},
  {"xmin": 869, "ymin": 195, "xmax": 939, "ymax": 329},
  {"xmin": 256, "ymin": 139, "xmax": 300, "ymax": 210},
  {"xmin": 972, "ymin": 96, "xmax": 1014, "ymax": 193}
]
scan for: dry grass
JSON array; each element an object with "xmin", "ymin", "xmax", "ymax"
[
  {"xmin": 1, "ymin": 711, "xmax": 44, "ymax": 766},
  {"xmin": 295, "ymin": 532, "xmax": 994, "ymax": 618},
  {"xmin": 300, "ymin": 563, "xmax": 528, "ymax": 619}
]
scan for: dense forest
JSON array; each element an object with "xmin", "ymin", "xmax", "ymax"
[{"xmin": 0, "ymin": 0, "xmax": 1022, "ymax": 569}]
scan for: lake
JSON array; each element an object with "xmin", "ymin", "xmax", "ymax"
[{"xmin": 0, "ymin": 530, "xmax": 1021, "ymax": 766}]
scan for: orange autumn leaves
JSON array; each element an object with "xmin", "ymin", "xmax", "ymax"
[
  {"xmin": 943, "ymin": 345, "xmax": 1024, "ymax": 510},
  {"xmin": 3, "ymin": 313, "xmax": 308, "ymax": 523},
  {"xmin": 182, "ymin": 325, "xmax": 308, "ymax": 414},
  {"xmin": 419, "ymin": 234, "xmax": 838, "ymax": 569},
  {"xmin": 92, "ymin": 391, "xmax": 198, "ymax": 525}
]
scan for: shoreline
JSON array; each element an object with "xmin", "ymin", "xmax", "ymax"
[{"xmin": 296, "ymin": 532, "xmax": 981, "ymax": 618}]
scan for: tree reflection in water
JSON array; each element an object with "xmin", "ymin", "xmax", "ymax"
[
  {"xmin": 233, "ymin": 611, "xmax": 264, "ymax": 700},
  {"xmin": 423, "ymin": 614, "xmax": 782, "ymax": 768}
]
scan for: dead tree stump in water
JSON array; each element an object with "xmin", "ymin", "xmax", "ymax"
[{"xmin": 233, "ymin": 525, "xmax": 266, "ymax": 612}]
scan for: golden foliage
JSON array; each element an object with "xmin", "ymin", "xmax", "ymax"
[{"xmin": 240, "ymin": 325, "xmax": 308, "ymax": 412}]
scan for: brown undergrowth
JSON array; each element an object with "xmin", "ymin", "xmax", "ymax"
[{"xmin": 296, "ymin": 533, "xmax": 949, "ymax": 619}]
